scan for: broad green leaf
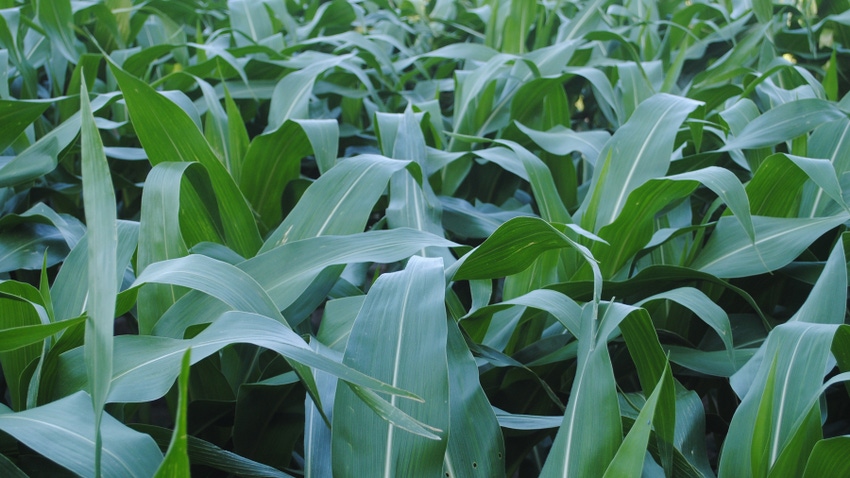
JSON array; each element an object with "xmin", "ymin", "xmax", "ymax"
[
  {"xmin": 152, "ymin": 348, "xmax": 190, "ymax": 477},
  {"xmin": 0, "ymin": 287, "xmax": 47, "ymax": 411},
  {"xmin": 510, "ymin": 77, "xmax": 571, "ymax": 132},
  {"xmin": 452, "ymin": 217, "xmax": 602, "ymax": 309},
  {"xmin": 692, "ymin": 214, "xmax": 849, "ymax": 278},
  {"xmin": 666, "ymin": 347, "xmax": 757, "ymax": 377},
  {"xmin": 80, "ymin": 76, "xmax": 118, "ymax": 476},
  {"xmin": 267, "ymin": 56, "xmax": 351, "ymax": 129},
  {"xmin": 304, "ymin": 341, "xmax": 341, "ymax": 478},
  {"xmin": 618, "ymin": 61, "xmax": 661, "ymax": 121},
  {"xmin": 719, "ymin": 323, "xmax": 840, "ymax": 477},
  {"xmin": 603, "ymin": 365, "xmax": 673, "ymax": 478},
  {"xmin": 731, "ymin": 236, "xmax": 848, "ymax": 399},
  {"xmin": 615, "ymin": 307, "xmax": 677, "ymax": 475},
  {"xmin": 110, "ymin": 63, "xmax": 262, "ymax": 257},
  {"xmin": 440, "ymin": 196, "xmax": 533, "ymax": 239},
  {"xmin": 317, "ymin": 296, "xmax": 364, "ymax": 353},
  {"xmin": 549, "ymin": 264, "xmax": 765, "ymax": 322},
  {"xmin": 0, "ymin": 391, "xmax": 162, "ymax": 477},
  {"xmin": 256, "ymin": 154, "xmax": 425, "ymax": 322},
  {"xmin": 501, "ymin": 0, "xmax": 535, "ymax": 53},
  {"xmin": 261, "ymin": 155, "xmax": 421, "ymax": 251},
  {"xmin": 752, "ymin": 0, "xmax": 773, "ymax": 24},
  {"xmin": 450, "ymin": 54, "xmax": 513, "ymax": 146},
  {"xmin": 0, "ymin": 203, "xmax": 86, "ymax": 249},
  {"xmin": 515, "ymin": 122, "xmax": 611, "ymax": 166},
  {"xmin": 344, "ymin": 384, "xmax": 442, "ymax": 440},
  {"xmin": 802, "ymin": 437, "xmax": 850, "ymax": 478},
  {"xmin": 60, "ymin": 54, "xmax": 101, "ymax": 122},
  {"xmin": 51, "ymin": 221, "xmax": 139, "ymax": 323},
  {"xmin": 0, "ymin": 224, "xmax": 68, "ymax": 273},
  {"xmin": 223, "ymin": 85, "xmax": 249, "ymax": 178},
  {"xmin": 585, "ymin": 179, "xmax": 696, "ymax": 279},
  {"xmin": 493, "ymin": 408, "xmax": 562, "ymax": 430},
  {"xmin": 54, "ymin": 311, "xmax": 421, "ymax": 404},
  {"xmin": 801, "ymin": 118, "xmax": 850, "ymax": 217},
  {"xmin": 578, "ymin": 93, "xmax": 701, "ymax": 232},
  {"xmin": 392, "ymin": 43, "xmax": 498, "ymax": 71},
  {"xmin": 558, "ymin": 0, "xmax": 614, "ymax": 41},
  {"xmin": 229, "ymin": 0, "xmax": 273, "ymax": 46},
  {"xmin": 443, "ymin": 318, "xmax": 506, "ymax": 478},
  {"xmin": 383, "ymin": 106, "xmax": 448, "ymax": 259},
  {"xmin": 747, "ymin": 153, "xmax": 813, "ymax": 217},
  {"xmin": 637, "ymin": 287, "xmax": 734, "ymax": 367},
  {"xmin": 240, "ymin": 119, "xmax": 338, "ymax": 231},
  {"xmin": 719, "ymin": 99, "xmax": 846, "ymax": 152},
  {"xmin": 136, "ymin": 162, "xmax": 202, "ymax": 335},
  {"xmin": 0, "ymin": 315, "xmax": 85, "ymax": 352},
  {"xmin": 751, "ymin": 357, "xmax": 779, "ymax": 478},
  {"xmin": 36, "ymin": 0, "xmax": 79, "ymax": 63},
  {"xmin": 153, "ymin": 228, "xmax": 456, "ymax": 337},
  {"xmin": 0, "ymin": 99, "xmax": 49, "ymax": 152},
  {"xmin": 490, "ymin": 140, "xmax": 572, "ymax": 224},
  {"xmin": 332, "ymin": 257, "xmax": 449, "ymax": 477},
  {"xmin": 133, "ymin": 254, "xmax": 285, "ymax": 325},
  {"xmin": 134, "ymin": 424, "xmax": 295, "ymax": 478},
  {"xmin": 770, "ymin": 371, "xmax": 850, "ymax": 477},
  {"xmin": 540, "ymin": 305, "xmax": 621, "ymax": 477},
  {"xmin": 463, "ymin": 289, "xmax": 582, "ymax": 337},
  {"xmin": 0, "ymin": 92, "xmax": 118, "ymax": 187}
]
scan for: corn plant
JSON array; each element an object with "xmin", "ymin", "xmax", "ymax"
[{"xmin": 0, "ymin": 0, "xmax": 849, "ymax": 476}]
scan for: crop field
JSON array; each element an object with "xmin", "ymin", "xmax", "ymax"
[{"xmin": 0, "ymin": 0, "xmax": 849, "ymax": 476}]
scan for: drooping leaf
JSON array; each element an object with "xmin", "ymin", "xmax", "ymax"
[
  {"xmin": 719, "ymin": 99, "xmax": 846, "ymax": 152},
  {"xmin": 0, "ymin": 392, "xmax": 162, "ymax": 477},
  {"xmin": 153, "ymin": 228, "xmax": 456, "ymax": 337},
  {"xmin": 692, "ymin": 214, "xmax": 849, "ymax": 278}
]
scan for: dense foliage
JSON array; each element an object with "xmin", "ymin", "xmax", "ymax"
[{"xmin": 0, "ymin": 0, "xmax": 849, "ymax": 476}]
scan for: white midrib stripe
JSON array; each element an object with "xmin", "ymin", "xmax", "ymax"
[
  {"xmin": 242, "ymin": 1, "xmax": 258, "ymax": 40},
  {"xmin": 0, "ymin": 415, "xmax": 141, "ymax": 477},
  {"xmin": 697, "ymin": 216, "xmax": 845, "ymax": 271},
  {"xmin": 561, "ymin": 353, "xmax": 592, "ymax": 478},
  {"xmin": 606, "ymin": 100, "xmax": 679, "ymax": 226},
  {"xmin": 769, "ymin": 325, "xmax": 814, "ymax": 463},
  {"xmin": 383, "ymin": 272, "xmax": 415, "ymax": 477},
  {"xmin": 316, "ymin": 162, "xmax": 381, "ymax": 236},
  {"xmin": 808, "ymin": 120, "xmax": 850, "ymax": 217},
  {"xmin": 563, "ymin": 0, "xmax": 601, "ymax": 41}
]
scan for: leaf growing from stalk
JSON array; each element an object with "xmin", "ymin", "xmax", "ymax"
[
  {"xmin": 603, "ymin": 364, "xmax": 673, "ymax": 477},
  {"xmin": 578, "ymin": 93, "xmax": 701, "ymax": 232},
  {"xmin": 0, "ymin": 392, "xmax": 162, "ymax": 477},
  {"xmin": 153, "ymin": 348, "xmax": 191, "ymax": 477},
  {"xmin": 110, "ymin": 63, "xmax": 262, "ymax": 257},
  {"xmin": 80, "ymin": 75, "xmax": 118, "ymax": 476},
  {"xmin": 539, "ymin": 305, "xmax": 621, "ymax": 477}
]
